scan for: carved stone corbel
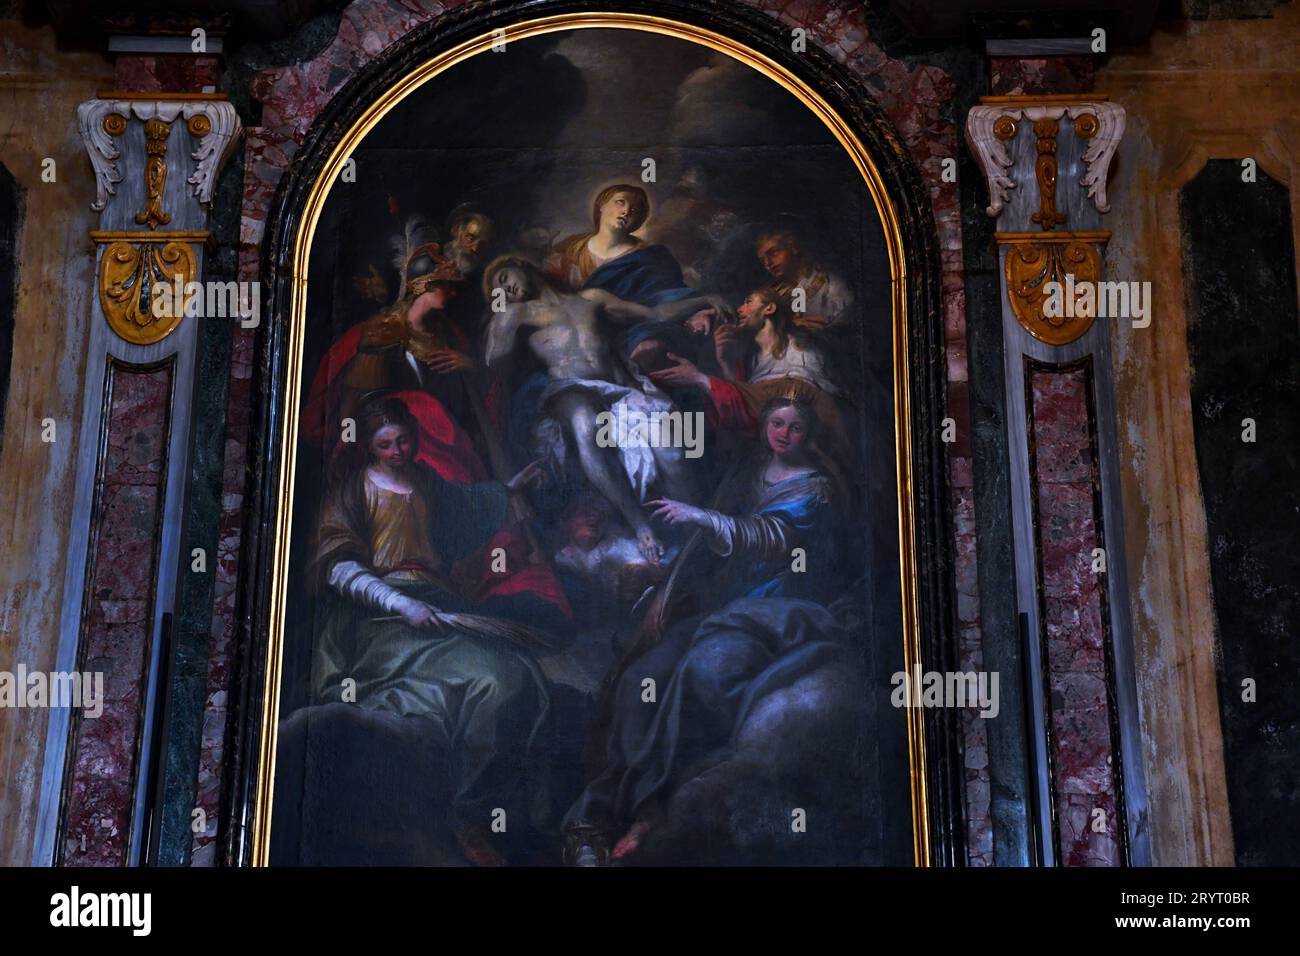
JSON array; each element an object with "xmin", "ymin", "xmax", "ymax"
[
  {"xmin": 966, "ymin": 98, "xmax": 1125, "ymax": 347},
  {"xmin": 966, "ymin": 101, "xmax": 1126, "ymax": 217},
  {"xmin": 77, "ymin": 97, "xmax": 241, "ymax": 345},
  {"xmin": 77, "ymin": 98, "xmax": 242, "ymax": 214}
]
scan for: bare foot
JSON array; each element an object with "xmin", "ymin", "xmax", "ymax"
[
  {"xmin": 636, "ymin": 526, "xmax": 663, "ymax": 565},
  {"xmin": 611, "ymin": 819, "xmax": 652, "ymax": 861}
]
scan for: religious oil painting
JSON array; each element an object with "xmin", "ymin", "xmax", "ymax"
[{"xmin": 266, "ymin": 23, "xmax": 916, "ymax": 867}]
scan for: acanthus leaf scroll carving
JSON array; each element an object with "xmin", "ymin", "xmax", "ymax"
[
  {"xmin": 77, "ymin": 99, "xmax": 242, "ymax": 214},
  {"xmin": 1004, "ymin": 238, "xmax": 1104, "ymax": 345},
  {"xmin": 966, "ymin": 102, "xmax": 1126, "ymax": 220},
  {"xmin": 97, "ymin": 237, "xmax": 198, "ymax": 346}
]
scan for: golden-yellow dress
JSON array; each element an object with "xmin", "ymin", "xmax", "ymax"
[{"xmin": 310, "ymin": 464, "xmax": 552, "ymax": 829}]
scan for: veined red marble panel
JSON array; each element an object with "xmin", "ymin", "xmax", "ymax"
[
  {"xmin": 1027, "ymin": 362, "xmax": 1122, "ymax": 867},
  {"xmin": 990, "ymin": 56, "xmax": 1095, "ymax": 97},
  {"xmin": 59, "ymin": 360, "xmax": 174, "ymax": 866}
]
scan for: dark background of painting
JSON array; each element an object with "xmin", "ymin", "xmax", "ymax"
[{"xmin": 275, "ymin": 28, "xmax": 907, "ymax": 864}]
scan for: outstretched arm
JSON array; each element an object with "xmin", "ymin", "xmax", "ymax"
[
  {"xmin": 582, "ymin": 288, "xmax": 734, "ymax": 326},
  {"xmin": 579, "ymin": 288, "xmax": 656, "ymax": 325},
  {"xmin": 650, "ymin": 293, "xmax": 734, "ymax": 324},
  {"xmin": 327, "ymin": 560, "xmax": 443, "ymax": 630},
  {"xmin": 647, "ymin": 499, "xmax": 794, "ymax": 559}
]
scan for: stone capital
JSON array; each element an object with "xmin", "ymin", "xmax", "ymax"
[
  {"xmin": 77, "ymin": 96, "xmax": 241, "ymax": 214},
  {"xmin": 965, "ymin": 98, "xmax": 1125, "ymax": 220}
]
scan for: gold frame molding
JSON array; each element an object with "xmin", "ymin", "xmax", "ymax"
[{"xmin": 250, "ymin": 11, "xmax": 925, "ymax": 866}]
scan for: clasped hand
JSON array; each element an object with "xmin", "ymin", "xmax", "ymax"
[{"xmin": 648, "ymin": 353, "xmax": 709, "ymax": 391}]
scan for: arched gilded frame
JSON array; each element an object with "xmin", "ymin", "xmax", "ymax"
[{"xmin": 230, "ymin": 1, "xmax": 961, "ymax": 867}]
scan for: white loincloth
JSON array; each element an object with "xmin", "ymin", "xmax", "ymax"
[{"xmin": 534, "ymin": 376, "xmax": 681, "ymax": 500}]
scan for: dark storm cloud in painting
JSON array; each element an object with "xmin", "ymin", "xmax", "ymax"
[{"xmin": 322, "ymin": 29, "xmax": 876, "ymax": 305}]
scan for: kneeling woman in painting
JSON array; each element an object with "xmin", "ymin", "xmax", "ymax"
[{"xmin": 310, "ymin": 396, "xmax": 551, "ymax": 866}]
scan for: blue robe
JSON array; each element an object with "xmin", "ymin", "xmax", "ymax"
[
  {"xmin": 583, "ymin": 244, "xmax": 698, "ymax": 355},
  {"xmin": 711, "ymin": 470, "xmax": 844, "ymax": 606},
  {"xmin": 582, "ymin": 243, "xmax": 695, "ymax": 306},
  {"xmin": 565, "ymin": 465, "xmax": 856, "ymax": 836}
]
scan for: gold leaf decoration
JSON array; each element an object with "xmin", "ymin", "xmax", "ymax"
[
  {"xmin": 1004, "ymin": 239, "xmax": 1102, "ymax": 345},
  {"xmin": 134, "ymin": 117, "xmax": 172, "ymax": 230},
  {"xmin": 99, "ymin": 239, "xmax": 196, "ymax": 345},
  {"xmin": 102, "ymin": 112, "xmax": 128, "ymax": 137},
  {"xmin": 1073, "ymin": 112, "xmax": 1099, "ymax": 139},
  {"xmin": 1030, "ymin": 117, "xmax": 1066, "ymax": 230}
]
